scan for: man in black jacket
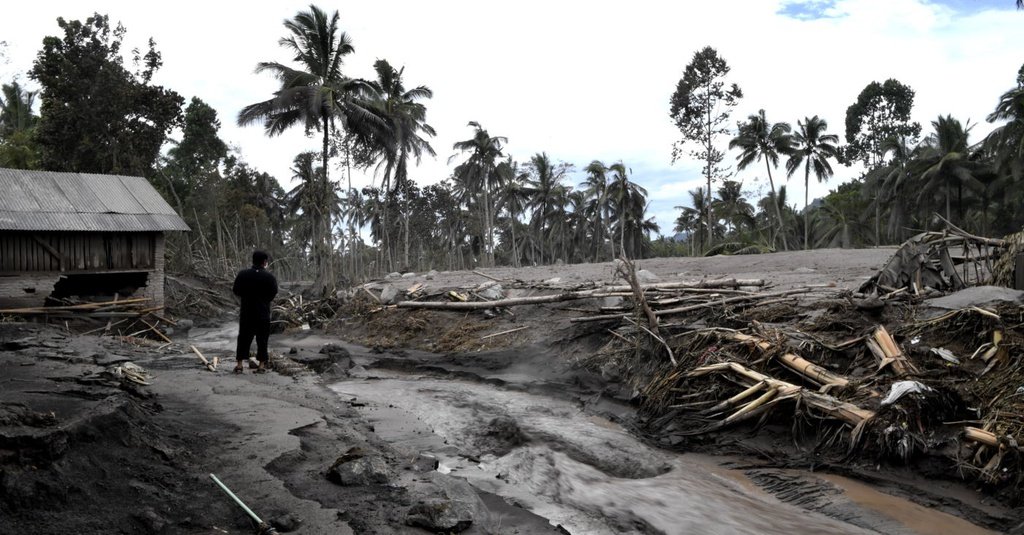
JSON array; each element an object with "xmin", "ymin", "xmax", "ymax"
[{"xmin": 232, "ymin": 250, "xmax": 278, "ymax": 373}]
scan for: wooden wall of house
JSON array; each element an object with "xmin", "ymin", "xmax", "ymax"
[
  {"xmin": 0, "ymin": 231, "xmax": 156, "ymax": 273},
  {"xmin": 0, "ymin": 231, "xmax": 166, "ymax": 309}
]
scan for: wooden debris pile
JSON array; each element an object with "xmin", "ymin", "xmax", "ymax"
[
  {"xmin": 0, "ymin": 297, "xmax": 177, "ymax": 343},
  {"xmin": 860, "ymin": 220, "xmax": 1006, "ymax": 296},
  {"xmin": 632, "ymin": 300, "xmax": 1024, "ymax": 499},
  {"xmin": 271, "ymin": 292, "xmax": 346, "ymax": 330}
]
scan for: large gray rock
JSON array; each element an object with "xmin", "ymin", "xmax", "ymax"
[
  {"xmin": 379, "ymin": 284, "xmax": 399, "ymax": 304},
  {"xmin": 401, "ymin": 272, "xmax": 417, "ymax": 278},
  {"xmin": 327, "ymin": 451, "xmax": 395, "ymax": 486},
  {"xmin": 385, "ymin": 272, "xmax": 402, "ymax": 280},
  {"xmin": 425, "ymin": 270, "xmax": 438, "ymax": 280},
  {"xmin": 405, "ymin": 473, "xmax": 484, "ymax": 533}
]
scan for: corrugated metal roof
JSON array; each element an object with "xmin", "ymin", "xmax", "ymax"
[{"xmin": 0, "ymin": 168, "xmax": 189, "ymax": 232}]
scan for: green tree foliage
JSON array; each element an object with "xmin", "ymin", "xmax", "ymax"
[
  {"xmin": 730, "ymin": 110, "xmax": 792, "ymax": 250},
  {"xmin": 844, "ymin": 79, "xmax": 921, "ymax": 245},
  {"xmin": 669, "ymin": 46, "xmax": 743, "ymax": 250},
  {"xmin": 0, "ymin": 80, "xmax": 40, "ymax": 169},
  {"xmin": 844, "ymin": 79, "xmax": 922, "ymax": 168},
  {"xmin": 30, "ymin": 14, "xmax": 183, "ymax": 175}
]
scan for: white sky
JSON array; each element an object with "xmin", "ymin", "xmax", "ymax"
[{"xmin": 2, "ymin": 0, "xmax": 1021, "ymax": 235}]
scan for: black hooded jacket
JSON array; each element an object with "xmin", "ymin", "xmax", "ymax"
[{"xmin": 232, "ymin": 266, "xmax": 278, "ymax": 320}]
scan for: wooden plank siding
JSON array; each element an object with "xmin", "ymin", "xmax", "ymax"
[{"xmin": 0, "ymin": 231, "xmax": 156, "ymax": 273}]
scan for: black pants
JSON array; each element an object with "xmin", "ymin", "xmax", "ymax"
[{"xmin": 237, "ymin": 316, "xmax": 270, "ymax": 362}]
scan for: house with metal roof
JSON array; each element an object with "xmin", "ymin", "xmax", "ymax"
[{"xmin": 0, "ymin": 168, "xmax": 189, "ymax": 309}]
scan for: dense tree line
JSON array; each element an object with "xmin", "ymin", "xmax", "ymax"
[
  {"xmin": 668, "ymin": 47, "xmax": 1024, "ymax": 254},
  {"xmin": 1, "ymin": 8, "xmax": 1022, "ymax": 291}
]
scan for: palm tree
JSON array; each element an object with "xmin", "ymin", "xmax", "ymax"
[
  {"xmin": 581, "ymin": 160, "xmax": 613, "ymax": 261},
  {"xmin": 606, "ymin": 162, "xmax": 650, "ymax": 258},
  {"xmin": 364, "ymin": 59, "xmax": 436, "ymax": 193},
  {"xmin": 984, "ymin": 64, "xmax": 1024, "ymax": 182},
  {"xmin": 786, "ymin": 116, "xmax": 840, "ymax": 250},
  {"xmin": 495, "ymin": 158, "xmax": 529, "ymax": 267},
  {"xmin": 285, "ymin": 152, "xmax": 340, "ymax": 278},
  {"xmin": 676, "ymin": 188, "xmax": 713, "ymax": 255},
  {"xmin": 712, "ymin": 180, "xmax": 755, "ymax": 235},
  {"xmin": 451, "ymin": 122, "xmax": 506, "ymax": 266},
  {"xmin": 523, "ymin": 153, "xmax": 569, "ymax": 264},
  {"xmin": 730, "ymin": 110, "xmax": 793, "ymax": 250},
  {"xmin": 238, "ymin": 5, "xmax": 378, "ymax": 289},
  {"xmin": 0, "ymin": 81, "xmax": 37, "ymax": 138},
  {"xmin": 914, "ymin": 115, "xmax": 984, "ymax": 225}
]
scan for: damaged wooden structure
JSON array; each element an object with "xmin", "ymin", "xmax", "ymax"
[{"xmin": 0, "ymin": 168, "xmax": 189, "ymax": 310}]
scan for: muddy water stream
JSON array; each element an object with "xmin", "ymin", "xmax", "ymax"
[
  {"xmin": 330, "ymin": 370, "xmax": 993, "ymax": 535},
  {"xmin": 189, "ymin": 325, "xmax": 996, "ymax": 534}
]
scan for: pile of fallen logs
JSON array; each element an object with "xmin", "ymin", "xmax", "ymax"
[{"xmin": 0, "ymin": 297, "xmax": 176, "ymax": 344}]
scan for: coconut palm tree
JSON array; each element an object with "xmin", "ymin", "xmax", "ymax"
[
  {"xmin": 238, "ymin": 5, "xmax": 379, "ymax": 289},
  {"xmin": 364, "ymin": 59, "xmax": 436, "ymax": 194},
  {"xmin": 606, "ymin": 162, "xmax": 650, "ymax": 258},
  {"xmin": 913, "ymin": 115, "xmax": 985, "ymax": 225},
  {"xmin": 712, "ymin": 180, "xmax": 755, "ymax": 235},
  {"xmin": 581, "ymin": 160, "xmax": 613, "ymax": 261},
  {"xmin": 523, "ymin": 153, "xmax": 569, "ymax": 264},
  {"xmin": 730, "ymin": 110, "xmax": 793, "ymax": 250},
  {"xmin": 451, "ymin": 122, "xmax": 506, "ymax": 266},
  {"xmin": 0, "ymin": 81, "xmax": 37, "ymax": 138},
  {"xmin": 984, "ymin": 64, "xmax": 1024, "ymax": 182},
  {"xmin": 786, "ymin": 116, "xmax": 840, "ymax": 250},
  {"xmin": 495, "ymin": 158, "xmax": 529, "ymax": 267}
]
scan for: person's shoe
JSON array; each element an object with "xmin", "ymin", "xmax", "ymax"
[
  {"xmin": 255, "ymin": 362, "xmax": 268, "ymax": 374},
  {"xmin": 233, "ymin": 363, "xmax": 244, "ymax": 374}
]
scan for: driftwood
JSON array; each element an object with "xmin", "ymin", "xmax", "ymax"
[
  {"xmin": 191, "ymin": 345, "xmax": 216, "ymax": 372},
  {"xmin": 480, "ymin": 326, "xmax": 529, "ymax": 340},
  {"xmin": 571, "ymin": 287, "xmax": 814, "ymax": 323}
]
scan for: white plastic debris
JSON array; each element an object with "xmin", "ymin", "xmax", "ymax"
[
  {"xmin": 881, "ymin": 380, "xmax": 933, "ymax": 406},
  {"xmin": 930, "ymin": 347, "xmax": 960, "ymax": 365}
]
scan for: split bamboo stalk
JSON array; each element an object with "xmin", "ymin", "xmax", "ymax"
[
  {"xmin": 687, "ymin": 362, "xmax": 873, "ymax": 426},
  {"xmin": 871, "ymin": 326, "xmax": 917, "ymax": 375},
  {"xmin": 730, "ymin": 333, "xmax": 850, "ymax": 388}
]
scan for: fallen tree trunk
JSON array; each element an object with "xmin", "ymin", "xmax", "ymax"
[{"xmin": 571, "ymin": 288, "xmax": 814, "ymax": 323}]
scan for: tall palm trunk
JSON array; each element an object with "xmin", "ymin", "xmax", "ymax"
[
  {"xmin": 765, "ymin": 160, "xmax": 788, "ymax": 251},
  {"xmin": 314, "ymin": 115, "xmax": 334, "ymax": 293},
  {"xmin": 804, "ymin": 163, "xmax": 811, "ymax": 250}
]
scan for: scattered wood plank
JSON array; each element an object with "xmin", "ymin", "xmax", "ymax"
[{"xmin": 480, "ymin": 326, "xmax": 529, "ymax": 340}]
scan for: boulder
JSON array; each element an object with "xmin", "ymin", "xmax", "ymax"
[
  {"xmin": 542, "ymin": 277, "xmax": 562, "ymax": 285},
  {"xmin": 401, "ymin": 272, "xmax": 417, "ymax": 278},
  {"xmin": 380, "ymin": 285, "xmax": 399, "ymax": 304},
  {"xmin": 327, "ymin": 450, "xmax": 395, "ymax": 486},
  {"xmin": 385, "ymin": 272, "xmax": 402, "ymax": 280},
  {"xmin": 405, "ymin": 473, "xmax": 484, "ymax": 533},
  {"xmin": 425, "ymin": 270, "xmax": 438, "ymax": 280}
]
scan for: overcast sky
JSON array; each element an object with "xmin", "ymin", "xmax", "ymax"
[{"xmin": 2, "ymin": 0, "xmax": 1021, "ymax": 235}]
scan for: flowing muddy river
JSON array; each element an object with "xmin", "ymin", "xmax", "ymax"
[
  {"xmin": 188, "ymin": 325, "xmax": 997, "ymax": 534},
  {"xmin": 331, "ymin": 369, "xmax": 995, "ymax": 535}
]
